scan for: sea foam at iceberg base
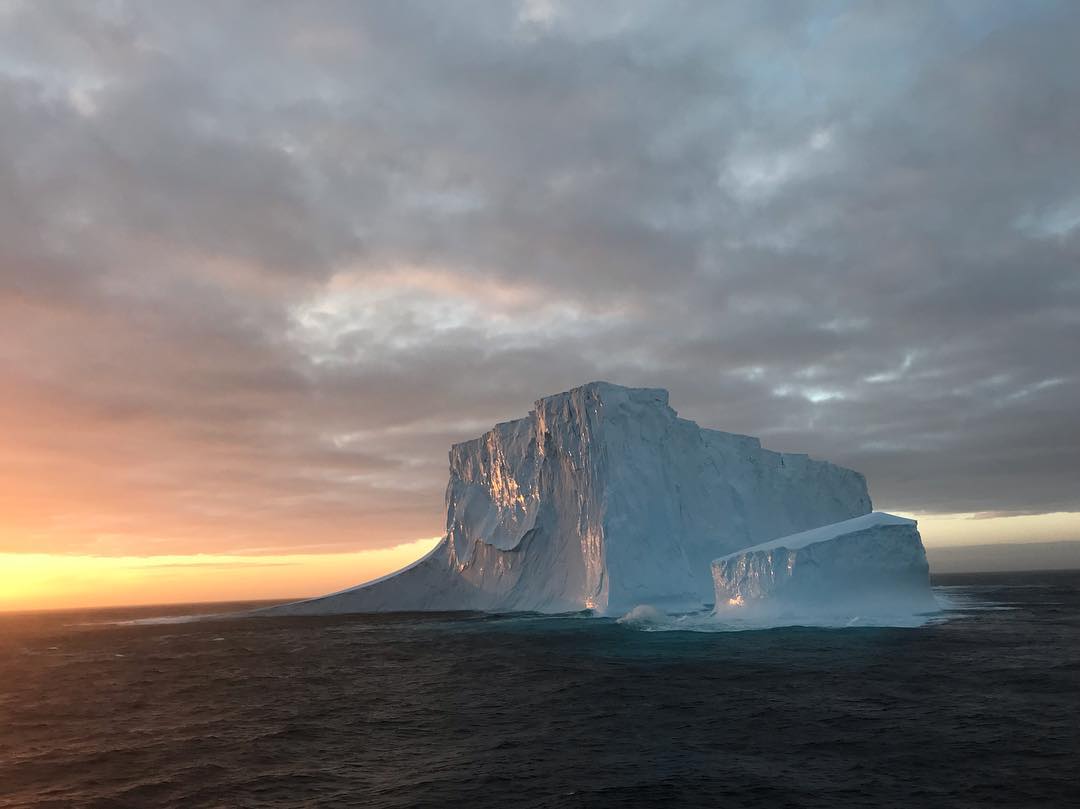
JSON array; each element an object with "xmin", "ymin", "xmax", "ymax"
[{"xmin": 262, "ymin": 382, "xmax": 936, "ymax": 622}]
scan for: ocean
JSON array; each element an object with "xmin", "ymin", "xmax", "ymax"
[{"xmin": 2, "ymin": 570, "xmax": 1078, "ymax": 808}]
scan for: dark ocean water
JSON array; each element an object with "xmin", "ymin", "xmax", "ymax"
[{"xmin": 2, "ymin": 571, "xmax": 1078, "ymax": 809}]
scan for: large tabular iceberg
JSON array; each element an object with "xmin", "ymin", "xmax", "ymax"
[
  {"xmin": 265, "ymin": 381, "xmax": 900, "ymax": 617},
  {"xmin": 711, "ymin": 512, "xmax": 935, "ymax": 617}
]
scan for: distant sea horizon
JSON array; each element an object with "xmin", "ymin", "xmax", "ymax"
[
  {"xmin": 925, "ymin": 539, "xmax": 1080, "ymax": 574},
  {"xmin": 3, "ymin": 553, "xmax": 1080, "ymax": 617}
]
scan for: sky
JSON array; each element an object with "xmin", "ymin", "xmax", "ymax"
[{"xmin": 1, "ymin": 1, "xmax": 1078, "ymax": 609}]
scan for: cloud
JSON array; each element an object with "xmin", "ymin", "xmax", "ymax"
[{"xmin": 1, "ymin": 0, "xmax": 1078, "ymax": 555}]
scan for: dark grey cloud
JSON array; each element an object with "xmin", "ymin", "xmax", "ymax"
[{"xmin": 1, "ymin": 0, "xmax": 1078, "ymax": 554}]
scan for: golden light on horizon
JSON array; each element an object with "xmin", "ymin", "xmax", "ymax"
[
  {"xmin": 0, "ymin": 537, "xmax": 442, "ymax": 612},
  {"xmin": 899, "ymin": 511, "xmax": 1080, "ymax": 548}
]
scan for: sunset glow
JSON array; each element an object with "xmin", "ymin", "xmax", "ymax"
[
  {"xmin": 904, "ymin": 511, "xmax": 1080, "ymax": 548},
  {"xmin": 0, "ymin": 537, "xmax": 441, "ymax": 612}
]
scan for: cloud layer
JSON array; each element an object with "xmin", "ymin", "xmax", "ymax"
[{"xmin": 2, "ymin": 1, "xmax": 1078, "ymax": 555}]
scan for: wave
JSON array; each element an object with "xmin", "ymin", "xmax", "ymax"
[
  {"xmin": 616, "ymin": 591, "xmax": 960, "ymax": 632},
  {"xmin": 99, "ymin": 613, "xmax": 221, "ymax": 626}
]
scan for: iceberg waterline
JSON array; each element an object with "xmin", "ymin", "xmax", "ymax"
[{"xmin": 263, "ymin": 382, "xmax": 932, "ymax": 618}]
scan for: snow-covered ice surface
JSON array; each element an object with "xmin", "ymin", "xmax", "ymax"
[
  {"xmin": 263, "ymin": 381, "xmax": 874, "ymax": 617},
  {"xmin": 714, "ymin": 511, "xmax": 917, "ymax": 556}
]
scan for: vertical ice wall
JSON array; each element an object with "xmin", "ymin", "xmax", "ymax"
[{"xmin": 266, "ymin": 382, "xmax": 872, "ymax": 615}]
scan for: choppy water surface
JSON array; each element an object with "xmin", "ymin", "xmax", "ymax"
[{"xmin": 2, "ymin": 571, "xmax": 1078, "ymax": 808}]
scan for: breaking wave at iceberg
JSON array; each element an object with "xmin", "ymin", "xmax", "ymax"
[
  {"xmin": 109, "ymin": 614, "xmax": 219, "ymax": 626},
  {"xmin": 615, "ymin": 604, "xmax": 670, "ymax": 627},
  {"xmin": 80, "ymin": 611, "xmax": 228, "ymax": 628}
]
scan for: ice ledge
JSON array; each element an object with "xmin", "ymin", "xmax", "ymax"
[
  {"xmin": 711, "ymin": 511, "xmax": 934, "ymax": 613},
  {"xmin": 713, "ymin": 511, "xmax": 916, "ymax": 561}
]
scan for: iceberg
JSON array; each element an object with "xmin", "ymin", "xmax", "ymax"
[
  {"xmin": 264, "ymin": 381, "xmax": 878, "ymax": 616},
  {"xmin": 711, "ymin": 511, "xmax": 935, "ymax": 616}
]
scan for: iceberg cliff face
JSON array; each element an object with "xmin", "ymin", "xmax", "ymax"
[
  {"xmin": 267, "ymin": 382, "xmax": 872, "ymax": 616},
  {"xmin": 711, "ymin": 512, "xmax": 935, "ymax": 615}
]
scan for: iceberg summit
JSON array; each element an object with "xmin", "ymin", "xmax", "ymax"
[{"xmin": 265, "ymin": 382, "xmax": 932, "ymax": 617}]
